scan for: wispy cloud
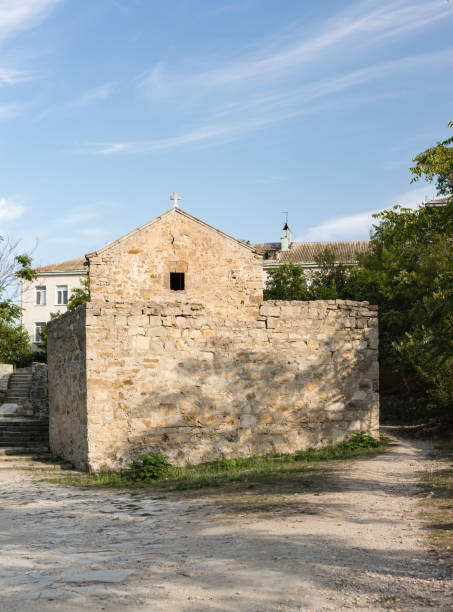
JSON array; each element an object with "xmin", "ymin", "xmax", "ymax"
[
  {"xmin": 300, "ymin": 211, "xmax": 378, "ymax": 242},
  {"xmin": 0, "ymin": 0, "xmax": 62, "ymax": 87},
  {"xmin": 0, "ymin": 196, "xmax": 25, "ymax": 223},
  {"xmin": 76, "ymin": 0, "xmax": 453, "ymax": 156},
  {"xmin": 0, "ymin": 66, "xmax": 31, "ymax": 86},
  {"xmin": 139, "ymin": 0, "xmax": 453, "ymax": 98},
  {"xmin": 298, "ymin": 186, "xmax": 432, "ymax": 241},
  {"xmin": 0, "ymin": 103, "xmax": 20, "ymax": 119},
  {"xmin": 0, "ymin": 0, "xmax": 61, "ymax": 44},
  {"xmin": 70, "ymin": 1, "xmax": 453, "ymax": 157},
  {"xmin": 77, "ymin": 47, "xmax": 453, "ymax": 156},
  {"xmin": 37, "ymin": 82, "xmax": 116, "ymax": 121},
  {"xmin": 75, "ymin": 120, "xmax": 262, "ymax": 155},
  {"xmin": 68, "ymin": 83, "xmax": 116, "ymax": 109}
]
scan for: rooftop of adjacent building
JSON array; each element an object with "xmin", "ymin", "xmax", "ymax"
[
  {"xmin": 34, "ymin": 239, "xmax": 371, "ymax": 275},
  {"xmin": 35, "ymin": 257, "xmax": 86, "ymax": 274},
  {"xmin": 423, "ymin": 194, "xmax": 452, "ymax": 207},
  {"xmin": 36, "ymin": 194, "xmax": 452, "ymax": 275},
  {"xmin": 254, "ymin": 240, "xmax": 370, "ymax": 264}
]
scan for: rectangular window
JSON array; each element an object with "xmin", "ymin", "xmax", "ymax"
[
  {"xmin": 56, "ymin": 285, "xmax": 68, "ymax": 305},
  {"xmin": 35, "ymin": 322, "xmax": 46, "ymax": 343},
  {"xmin": 35, "ymin": 286, "xmax": 46, "ymax": 305},
  {"xmin": 170, "ymin": 272, "xmax": 185, "ymax": 291}
]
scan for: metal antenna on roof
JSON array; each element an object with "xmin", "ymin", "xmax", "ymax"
[{"xmin": 281, "ymin": 211, "xmax": 288, "ymax": 226}]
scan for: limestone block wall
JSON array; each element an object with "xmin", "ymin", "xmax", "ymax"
[
  {"xmin": 31, "ymin": 363, "xmax": 48, "ymax": 418},
  {"xmin": 87, "ymin": 209, "xmax": 263, "ymax": 320},
  {"xmin": 49, "ymin": 299, "xmax": 379, "ymax": 471},
  {"xmin": 0, "ymin": 364, "xmax": 12, "ymax": 401},
  {"xmin": 47, "ymin": 307, "xmax": 89, "ymax": 468}
]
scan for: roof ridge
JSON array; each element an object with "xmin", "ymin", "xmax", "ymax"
[
  {"xmin": 86, "ymin": 207, "xmax": 259, "ymax": 258},
  {"xmin": 35, "ymin": 256, "xmax": 86, "ymax": 273}
]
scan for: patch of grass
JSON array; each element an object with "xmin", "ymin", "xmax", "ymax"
[
  {"xmin": 420, "ymin": 439, "xmax": 453, "ymax": 554},
  {"xmin": 49, "ymin": 433, "xmax": 388, "ymax": 492}
]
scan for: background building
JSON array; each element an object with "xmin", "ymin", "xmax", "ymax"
[{"xmin": 20, "ymin": 258, "xmax": 85, "ymax": 351}]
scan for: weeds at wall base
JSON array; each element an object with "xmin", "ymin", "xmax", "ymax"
[{"xmin": 49, "ymin": 434, "xmax": 389, "ymax": 491}]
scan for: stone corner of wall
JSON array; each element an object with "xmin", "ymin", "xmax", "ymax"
[{"xmin": 47, "ymin": 303, "xmax": 87, "ymax": 332}]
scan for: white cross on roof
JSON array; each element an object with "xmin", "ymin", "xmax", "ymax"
[{"xmin": 170, "ymin": 191, "xmax": 181, "ymax": 208}]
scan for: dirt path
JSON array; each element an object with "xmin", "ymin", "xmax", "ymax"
[{"xmin": 0, "ymin": 433, "xmax": 452, "ymax": 611}]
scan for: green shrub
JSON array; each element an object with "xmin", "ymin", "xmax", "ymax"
[
  {"xmin": 294, "ymin": 433, "xmax": 381, "ymax": 462},
  {"xmin": 123, "ymin": 452, "xmax": 170, "ymax": 482},
  {"xmin": 343, "ymin": 432, "xmax": 381, "ymax": 449}
]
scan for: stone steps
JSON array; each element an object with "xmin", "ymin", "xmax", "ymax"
[
  {"xmin": 0, "ymin": 453, "xmax": 53, "ymax": 461},
  {"xmin": 0, "ymin": 417, "xmax": 49, "ymax": 445},
  {"xmin": 0, "ymin": 446, "xmax": 49, "ymax": 455},
  {"xmin": 0, "ymin": 462, "xmax": 73, "ymax": 471},
  {"xmin": 5, "ymin": 370, "xmax": 33, "ymax": 403},
  {"xmin": 0, "ymin": 445, "xmax": 74, "ymax": 471}
]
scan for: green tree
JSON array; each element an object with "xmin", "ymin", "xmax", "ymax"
[
  {"xmin": 0, "ymin": 322, "xmax": 31, "ymax": 367},
  {"xmin": 264, "ymin": 262, "xmax": 308, "ymax": 301},
  {"xmin": 410, "ymin": 121, "xmax": 453, "ymax": 196},
  {"xmin": 304, "ymin": 203, "xmax": 453, "ymax": 421},
  {"xmin": 0, "ymin": 236, "xmax": 36, "ymax": 366},
  {"xmin": 67, "ymin": 275, "xmax": 90, "ymax": 311},
  {"xmin": 308, "ymin": 248, "xmax": 356, "ymax": 300},
  {"xmin": 262, "ymin": 122, "xmax": 453, "ymax": 424}
]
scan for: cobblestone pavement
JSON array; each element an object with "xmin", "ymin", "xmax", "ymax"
[{"xmin": 0, "ymin": 434, "xmax": 452, "ymax": 611}]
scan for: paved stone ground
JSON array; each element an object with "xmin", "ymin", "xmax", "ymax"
[{"xmin": 0, "ymin": 434, "xmax": 452, "ymax": 611}]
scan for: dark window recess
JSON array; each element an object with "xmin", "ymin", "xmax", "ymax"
[{"xmin": 170, "ymin": 272, "xmax": 185, "ymax": 291}]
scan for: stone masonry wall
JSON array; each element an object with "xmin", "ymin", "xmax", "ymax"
[
  {"xmin": 0, "ymin": 364, "xmax": 12, "ymax": 402},
  {"xmin": 47, "ymin": 307, "xmax": 89, "ymax": 468},
  {"xmin": 30, "ymin": 363, "xmax": 48, "ymax": 418},
  {"xmin": 87, "ymin": 209, "xmax": 263, "ymax": 320},
  {"xmin": 49, "ymin": 299, "xmax": 379, "ymax": 471}
]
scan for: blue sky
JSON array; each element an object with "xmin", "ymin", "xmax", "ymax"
[{"xmin": 0, "ymin": 0, "xmax": 452, "ymax": 266}]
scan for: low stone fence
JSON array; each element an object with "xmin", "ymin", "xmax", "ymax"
[{"xmin": 48, "ymin": 300, "xmax": 379, "ymax": 471}]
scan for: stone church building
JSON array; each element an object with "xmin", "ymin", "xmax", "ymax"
[{"xmin": 47, "ymin": 201, "xmax": 379, "ymax": 471}]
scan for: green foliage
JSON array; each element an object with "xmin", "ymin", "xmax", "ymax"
[
  {"xmin": 0, "ymin": 322, "xmax": 31, "ymax": 367},
  {"xmin": 294, "ymin": 433, "xmax": 381, "ymax": 461},
  {"xmin": 0, "ymin": 235, "xmax": 36, "ymax": 366},
  {"xmin": 264, "ymin": 262, "xmax": 308, "ymax": 300},
  {"xmin": 39, "ymin": 324, "xmax": 48, "ymax": 362},
  {"xmin": 263, "ymin": 126, "xmax": 453, "ymax": 425},
  {"xmin": 53, "ymin": 435, "xmax": 387, "ymax": 489},
  {"xmin": 308, "ymin": 248, "xmax": 356, "ymax": 300},
  {"xmin": 410, "ymin": 121, "xmax": 453, "ymax": 196},
  {"xmin": 0, "ymin": 300, "xmax": 21, "ymax": 325},
  {"xmin": 67, "ymin": 275, "xmax": 90, "ymax": 311},
  {"xmin": 14, "ymin": 253, "xmax": 37, "ymax": 282},
  {"xmin": 123, "ymin": 452, "xmax": 171, "ymax": 482},
  {"xmin": 304, "ymin": 202, "xmax": 453, "ymax": 421},
  {"xmin": 362, "ymin": 203, "xmax": 452, "ymax": 416},
  {"xmin": 343, "ymin": 432, "xmax": 381, "ymax": 449}
]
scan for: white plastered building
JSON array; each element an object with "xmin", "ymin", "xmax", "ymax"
[{"xmin": 19, "ymin": 257, "xmax": 85, "ymax": 351}]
